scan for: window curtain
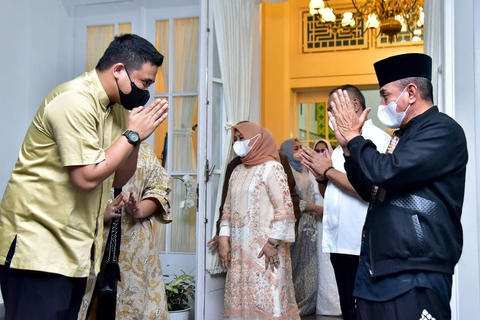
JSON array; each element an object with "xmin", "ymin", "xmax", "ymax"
[
  {"xmin": 86, "ymin": 23, "xmax": 132, "ymax": 72},
  {"xmin": 154, "ymin": 20, "xmax": 170, "ymax": 94},
  {"xmin": 153, "ymin": 20, "xmax": 170, "ymax": 252},
  {"xmin": 424, "ymin": 0, "xmax": 441, "ymax": 110},
  {"xmin": 207, "ymin": 0, "xmax": 262, "ymax": 274},
  {"xmin": 170, "ymin": 18, "xmax": 199, "ymax": 253},
  {"xmin": 86, "ymin": 25, "xmax": 114, "ymax": 71}
]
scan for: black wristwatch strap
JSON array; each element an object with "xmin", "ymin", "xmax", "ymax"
[
  {"xmin": 267, "ymin": 240, "xmax": 280, "ymax": 249},
  {"xmin": 122, "ymin": 129, "xmax": 140, "ymax": 147},
  {"xmin": 323, "ymin": 166, "xmax": 335, "ymax": 180}
]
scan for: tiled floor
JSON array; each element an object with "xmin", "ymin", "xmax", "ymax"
[
  {"xmin": 0, "ymin": 303, "xmax": 341, "ymax": 320},
  {"xmin": 301, "ymin": 314, "xmax": 343, "ymax": 320}
]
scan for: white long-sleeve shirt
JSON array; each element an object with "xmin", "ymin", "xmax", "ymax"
[{"xmin": 322, "ymin": 120, "xmax": 391, "ymax": 255}]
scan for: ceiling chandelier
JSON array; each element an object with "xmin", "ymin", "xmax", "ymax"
[{"xmin": 309, "ymin": 0, "xmax": 424, "ymax": 43}]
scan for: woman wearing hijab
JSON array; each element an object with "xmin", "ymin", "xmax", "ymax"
[
  {"xmin": 279, "ymin": 138, "xmax": 321, "ymax": 317},
  {"xmin": 218, "ymin": 122, "xmax": 300, "ymax": 320},
  {"xmin": 79, "ymin": 142, "xmax": 171, "ymax": 320},
  {"xmin": 310, "ymin": 139, "xmax": 342, "ymax": 317}
]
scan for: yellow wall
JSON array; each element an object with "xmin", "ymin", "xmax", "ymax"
[
  {"xmin": 262, "ymin": 2, "xmax": 294, "ymax": 144},
  {"xmin": 262, "ymin": 0, "xmax": 423, "ymax": 146}
]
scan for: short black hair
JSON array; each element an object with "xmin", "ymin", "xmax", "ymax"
[
  {"xmin": 328, "ymin": 84, "xmax": 366, "ymax": 110},
  {"xmin": 96, "ymin": 34, "xmax": 164, "ymax": 71},
  {"xmin": 396, "ymin": 77, "xmax": 434, "ymax": 104}
]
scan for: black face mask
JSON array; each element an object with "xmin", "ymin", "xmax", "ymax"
[{"xmin": 116, "ymin": 69, "xmax": 150, "ymax": 110}]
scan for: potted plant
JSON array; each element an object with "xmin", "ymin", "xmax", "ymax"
[{"xmin": 164, "ymin": 271, "xmax": 195, "ymax": 320}]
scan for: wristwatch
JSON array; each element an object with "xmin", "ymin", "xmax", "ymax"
[
  {"xmin": 267, "ymin": 240, "xmax": 280, "ymax": 249},
  {"xmin": 122, "ymin": 130, "xmax": 140, "ymax": 147}
]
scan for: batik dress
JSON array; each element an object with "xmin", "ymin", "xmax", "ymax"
[
  {"xmin": 78, "ymin": 142, "xmax": 172, "ymax": 320},
  {"xmin": 290, "ymin": 166, "xmax": 318, "ymax": 316},
  {"xmin": 220, "ymin": 161, "xmax": 300, "ymax": 320}
]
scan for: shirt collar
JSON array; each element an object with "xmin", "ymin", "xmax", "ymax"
[
  {"xmin": 363, "ymin": 119, "xmax": 373, "ymax": 127},
  {"xmin": 89, "ymin": 69, "xmax": 111, "ymax": 112},
  {"xmin": 403, "ymin": 105, "xmax": 439, "ymax": 132}
]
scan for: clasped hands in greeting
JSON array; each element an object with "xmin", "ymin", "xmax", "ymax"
[
  {"xmin": 300, "ymin": 147, "xmax": 332, "ymax": 181},
  {"xmin": 103, "ymin": 191, "xmax": 142, "ymax": 222},
  {"xmin": 328, "ymin": 89, "xmax": 370, "ymax": 149}
]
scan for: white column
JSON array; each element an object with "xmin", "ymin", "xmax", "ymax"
[{"xmin": 451, "ymin": 0, "xmax": 480, "ymax": 319}]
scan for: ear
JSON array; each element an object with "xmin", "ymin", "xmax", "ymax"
[
  {"xmin": 112, "ymin": 63, "xmax": 125, "ymax": 80},
  {"xmin": 352, "ymin": 98, "xmax": 360, "ymax": 113},
  {"xmin": 407, "ymin": 83, "xmax": 418, "ymax": 104}
]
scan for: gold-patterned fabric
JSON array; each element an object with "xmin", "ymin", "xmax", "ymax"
[
  {"xmin": 290, "ymin": 166, "xmax": 318, "ymax": 316},
  {"xmin": 0, "ymin": 69, "xmax": 128, "ymax": 277},
  {"xmin": 78, "ymin": 142, "xmax": 171, "ymax": 320},
  {"xmin": 220, "ymin": 161, "xmax": 300, "ymax": 320}
]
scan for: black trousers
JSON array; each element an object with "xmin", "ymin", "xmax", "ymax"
[
  {"xmin": 330, "ymin": 253, "xmax": 359, "ymax": 320},
  {"xmin": 357, "ymin": 287, "xmax": 451, "ymax": 320},
  {"xmin": 0, "ymin": 238, "xmax": 87, "ymax": 320}
]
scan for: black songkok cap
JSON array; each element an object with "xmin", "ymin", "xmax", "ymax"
[{"xmin": 374, "ymin": 53, "xmax": 432, "ymax": 88}]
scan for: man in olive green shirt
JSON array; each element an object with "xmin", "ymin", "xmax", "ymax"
[{"xmin": 0, "ymin": 34, "xmax": 168, "ymax": 319}]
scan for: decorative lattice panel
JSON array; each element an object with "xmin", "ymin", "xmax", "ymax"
[
  {"xmin": 302, "ymin": 10, "xmax": 424, "ymax": 53},
  {"xmin": 302, "ymin": 10, "xmax": 368, "ymax": 53},
  {"xmin": 375, "ymin": 22, "xmax": 424, "ymax": 47}
]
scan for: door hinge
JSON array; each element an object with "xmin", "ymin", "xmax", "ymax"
[
  {"xmin": 205, "ymin": 159, "xmax": 215, "ymax": 182},
  {"xmin": 196, "ymin": 183, "xmax": 199, "ymax": 210}
]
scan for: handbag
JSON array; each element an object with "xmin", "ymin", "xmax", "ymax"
[{"xmin": 97, "ymin": 188, "xmax": 123, "ymax": 320}]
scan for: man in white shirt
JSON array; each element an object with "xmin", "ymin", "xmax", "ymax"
[{"xmin": 300, "ymin": 85, "xmax": 391, "ymax": 320}]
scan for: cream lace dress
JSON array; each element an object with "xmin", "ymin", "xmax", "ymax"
[{"xmin": 220, "ymin": 161, "xmax": 300, "ymax": 320}]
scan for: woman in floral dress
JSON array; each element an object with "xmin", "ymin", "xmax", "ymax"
[
  {"xmin": 79, "ymin": 142, "xmax": 172, "ymax": 320},
  {"xmin": 218, "ymin": 122, "xmax": 300, "ymax": 320}
]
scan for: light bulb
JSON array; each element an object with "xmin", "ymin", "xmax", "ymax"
[
  {"xmin": 365, "ymin": 13, "xmax": 379, "ymax": 29},
  {"xmin": 395, "ymin": 15, "xmax": 407, "ymax": 32},
  {"xmin": 341, "ymin": 12, "xmax": 356, "ymax": 27},
  {"xmin": 417, "ymin": 11, "xmax": 425, "ymax": 27},
  {"xmin": 321, "ymin": 8, "xmax": 336, "ymax": 23},
  {"xmin": 309, "ymin": 0, "xmax": 325, "ymax": 11}
]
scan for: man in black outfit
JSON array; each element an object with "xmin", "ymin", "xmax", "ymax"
[{"xmin": 328, "ymin": 53, "xmax": 468, "ymax": 320}]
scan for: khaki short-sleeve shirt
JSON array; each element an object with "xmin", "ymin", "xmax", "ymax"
[{"xmin": 0, "ymin": 70, "xmax": 129, "ymax": 277}]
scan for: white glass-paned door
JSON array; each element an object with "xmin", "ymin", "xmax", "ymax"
[
  {"xmin": 152, "ymin": 17, "xmax": 199, "ymax": 255},
  {"xmin": 200, "ymin": 0, "xmax": 227, "ymax": 318}
]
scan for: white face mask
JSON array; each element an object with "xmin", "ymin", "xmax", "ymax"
[
  {"xmin": 328, "ymin": 119, "xmax": 334, "ymax": 131},
  {"xmin": 233, "ymin": 133, "xmax": 260, "ymax": 157},
  {"xmin": 377, "ymin": 87, "xmax": 411, "ymax": 128}
]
